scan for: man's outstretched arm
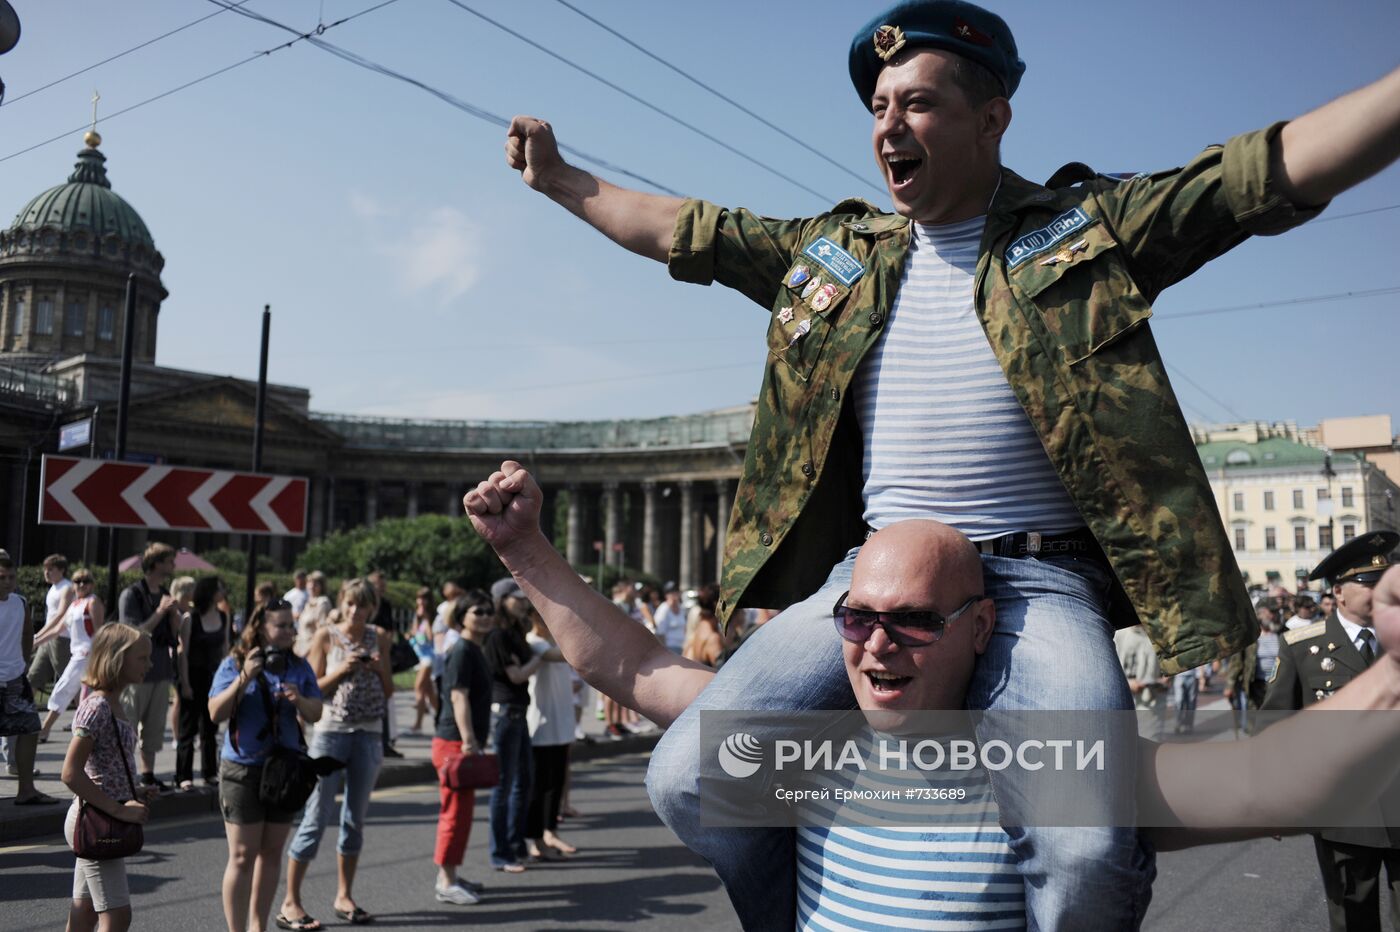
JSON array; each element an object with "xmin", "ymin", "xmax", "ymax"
[
  {"xmin": 1143, "ymin": 564, "xmax": 1400, "ymax": 850},
  {"xmin": 1275, "ymin": 65, "xmax": 1400, "ymax": 206},
  {"xmin": 506, "ymin": 116, "xmax": 683, "ymax": 263},
  {"xmin": 464, "ymin": 461, "xmax": 715, "ymax": 726}
]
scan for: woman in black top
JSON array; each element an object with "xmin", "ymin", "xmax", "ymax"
[
  {"xmin": 176, "ymin": 575, "xmax": 229, "ymax": 789},
  {"xmin": 429, "ymin": 590, "xmax": 494, "ymax": 905},
  {"xmin": 482, "ymin": 583, "xmax": 556, "ymax": 872}
]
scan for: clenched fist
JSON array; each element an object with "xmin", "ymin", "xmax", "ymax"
[
  {"xmin": 464, "ymin": 460, "xmax": 545, "ymax": 556},
  {"xmin": 506, "ymin": 116, "xmax": 566, "ymax": 192}
]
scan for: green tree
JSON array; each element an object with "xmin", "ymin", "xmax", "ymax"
[{"xmin": 295, "ymin": 514, "xmax": 505, "ymax": 591}]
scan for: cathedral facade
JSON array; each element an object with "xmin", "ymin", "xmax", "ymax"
[{"xmin": 0, "ymin": 136, "xmax": 747, "ymax": 588}]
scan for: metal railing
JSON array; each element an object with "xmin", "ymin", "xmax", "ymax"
[
  {"xmin": 0, "ymin": 362, "xmax": 75, "ymax": 406},
  {"xmin": 311, "ymin": 405, "xmax": 755, "ymax": 451}
]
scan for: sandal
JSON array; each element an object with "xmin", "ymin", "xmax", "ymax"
[
  {"xmin": 274, "ymin": 914, "xmax": 322, "ymax": 931},
  {"xmin": 333, "ymin": 905, "xmax": 373, "ymax": 924},
  {"xmin": 14, "ymin": 792, "xmax": 60, "ymax": 806}
]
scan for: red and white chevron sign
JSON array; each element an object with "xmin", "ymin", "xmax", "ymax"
[{"xmin": 39, "ymin": 455, "xmax": 308, "ymax": 536}]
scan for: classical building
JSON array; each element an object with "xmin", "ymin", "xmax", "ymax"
[
  {"xmin": 1195, "ymin": 422, "xmax": 1400, "ymax": 590},
  {"xmin": 0, "ymin": 135, "xmax": 744, "ymax": 588}
]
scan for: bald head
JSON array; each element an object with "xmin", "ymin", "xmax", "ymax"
[
  {"xmin": 843, "ymin": 520, "xmax": 994, "ymax": 713},
  {"xmin": 851, "ymin": 520, "xmax": 983, "ymax": 611}
]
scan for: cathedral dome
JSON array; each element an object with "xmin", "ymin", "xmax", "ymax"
[{"xmin": 2, "ymin": 134, "xmax": 163, "ymax": 274}]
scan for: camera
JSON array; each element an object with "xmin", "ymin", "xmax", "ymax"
[{"xmin": 263, "ymin": 647, "xmax": 288, "ymax": 675}]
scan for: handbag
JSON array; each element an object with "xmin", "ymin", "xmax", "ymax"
[
  {"xmin": 438, "ymin": 750, "xmax": 500, "ymax": 790},
  {"xmin": 389, "ymin": 635, "xmax": 419, "ymax": 675},
  {"xmin": 73, "ymin": 703, "xmax": 144, "ymax": 861},
  {"xmin": 229, "ymin": 673, "xmax": 339, "ymax": 813},
  {"xmin": 252, "ymin": 676, "xmax": 322, "ymax": 811}
]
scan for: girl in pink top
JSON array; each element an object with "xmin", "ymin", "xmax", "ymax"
[{"xmin": 60, "ymin": 623, "xmax": 158, "ymax": 931}]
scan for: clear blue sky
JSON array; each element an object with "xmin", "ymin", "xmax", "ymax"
[{"xmin": 2, "ymin": 0, "xmax": 1397, "ymax": 428}]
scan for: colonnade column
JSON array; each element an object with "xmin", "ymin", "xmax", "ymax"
[
  {"xmin": 565, "ymin": 484, "xmax": 583, "ymax": 567},
  {"xmin": 406, "ymin": 482, "xmax": 420, "ymax": 519},
  {"xmin": 364, "ymin": 481, "xmax": 379, "ymax": 526},
  {"xmin": 714, "ymin": 478, "xmax": 732, "ymax": 585},
  {"xmin": 678, "ymin": 480, "xmax": 696, "ymax": 590},
  {"xmin": 602, "ymin": 482, "xmax": 621, "ymax": 567},
  {"xmin": 641, "ymin": 481, "xmax": 659, "ymax": 577}
]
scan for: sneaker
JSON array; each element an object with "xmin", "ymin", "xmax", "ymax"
[
  {"xmin": 458, "ymin": 878, "xmax": 485, "ymax": 895},
  {"xmin": 383, "ymin": 746, "xmax": 405, "ymax": 760},
  {"xmin": 435, "ymin": 882, "xmax": 481, "ymax": 906}
]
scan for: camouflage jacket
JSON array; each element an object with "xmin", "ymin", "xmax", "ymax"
[{"xmin": 668, "ymin": 122, "xmax": 1323, "ymax": 675}]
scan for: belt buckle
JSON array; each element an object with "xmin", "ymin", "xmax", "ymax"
[{"xmin": 1026, "ymin": 532, "xmax": 1042, "ymax": 555}]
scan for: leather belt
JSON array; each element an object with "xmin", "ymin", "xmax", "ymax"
[{"xmin": 975, "ymin": 527, "xmax": 1101, "ymax": 559}]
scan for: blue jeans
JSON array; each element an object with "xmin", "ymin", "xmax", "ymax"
[
  {"xmin": 1173, "ymin": 671, "xmax": 1200, "ymax": 732},
  {"xmin": 488, "ymin": 706, "xmax": 533, "ymax": 867},
  {"xmin": 288, "ymin": 729, "xmax": 383, "ymax": 862},
  {"xmin": 646, "ymin": 547, "xmax": 1155, "ymax": 931}
]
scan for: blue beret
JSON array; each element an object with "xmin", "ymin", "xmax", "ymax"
[{"xmin": 848, "ymin": 0, "xmax": 1025, "ymax": 110}]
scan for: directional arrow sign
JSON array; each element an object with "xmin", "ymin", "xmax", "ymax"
[{"xmin": 40, "ymin": 455, "xmax": 308, "ymax": 536}]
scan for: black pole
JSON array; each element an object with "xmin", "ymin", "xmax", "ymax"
[
  {"xmin": 243, "ymin": 306, "xmax": 270, "ymax": 622},
  {"xmin": 106, "ymin": 275, "xmax": 136, "ymax": 610}
]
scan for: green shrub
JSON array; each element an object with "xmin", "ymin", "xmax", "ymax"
[{"xmin": 295, "ymin": 514, "xmax": 505, "ymax": 593}]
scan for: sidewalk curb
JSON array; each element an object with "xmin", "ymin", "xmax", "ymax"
[{"xmin": 0, "ymin": 733, "xmax": 659, "ymax": 845}]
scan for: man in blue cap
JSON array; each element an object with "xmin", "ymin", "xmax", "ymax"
[{"xmin": 504, "ymin": 2, "xmax": 1400, "ymax": 927}]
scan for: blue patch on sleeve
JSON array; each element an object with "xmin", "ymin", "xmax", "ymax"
[
  {"xmin": 802, "ymin": 237, "xmax": 865, "ymax": 286},
  {"xmin": 1006, "ymin": 208, "xmax": 1093, "ymax": 269}
]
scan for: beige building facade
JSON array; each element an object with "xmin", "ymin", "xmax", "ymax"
[{"xmin": 1197, "ymin": 425, "xmax": 1400, "ymax": 590}]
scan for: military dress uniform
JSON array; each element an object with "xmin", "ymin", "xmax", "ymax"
[{"xmin": 1261, "ymin": 531, "xmax": 1400, "ymax": 931}]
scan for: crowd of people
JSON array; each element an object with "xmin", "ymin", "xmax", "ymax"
[{"xmin": 0, "ymin": 542, "xmax": 725, "ymax": 930}]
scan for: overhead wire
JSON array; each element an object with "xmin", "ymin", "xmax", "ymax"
[
  {"xmin": 438, "ymin": 0, "xmax": 837, "ymax": 203},
  {"xmin": 1164, "ymin": 362, "xmax": 1244, "ymax": 422},
  {"xmin": 0, "ymin": 0, "xmax": 252, "ymax": 109},
  {"xmin": 1155, "ymin": 285, "xmax": 1400, "ymax": 322},
  {"xmin": 203, "ymin": 0, "xmax": 684, "ymax": 196},
  {"xmin": 548, "ymin": 0, "xmax": 882, "ymax": 195},
  {"xmin": 0, "ymin": 0, "xmax": 402, "ymax": 165}
]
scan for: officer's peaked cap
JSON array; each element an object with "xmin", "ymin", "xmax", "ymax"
[{"xmin": 1308, "ymin": 530, "xmax": 1398, "ymax": 586}]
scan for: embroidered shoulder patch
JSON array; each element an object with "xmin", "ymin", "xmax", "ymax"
[
  {"xmin": 1006, "ymin": 207, "xmax": 1093, "ymax": 269},
  {"xmin": 802, "ymin": 237, "xmax": 865, "ymax": 286}
]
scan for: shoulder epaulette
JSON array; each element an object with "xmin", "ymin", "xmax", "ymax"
[
  {"xmin": 1284, "ymin": 621, "xmax": 1327, "ymax": 644},
  {"xmin": 1044, "ymin": 162, "xmax": 1148, "ymax": 190},
  {"xmin": 829, "ymin": 197, "xmax": 883, "ymax": 216}
]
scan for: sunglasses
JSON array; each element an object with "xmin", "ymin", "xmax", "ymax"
[
  {"xmin": 832, "ymin": 591, "xmax": 983, "ymax": 647},
  {"xmin": 74, "ymin": 579, "xmax": 94, "ymax": 586},
  {"xmin": 264, "ymin": 598, "xmax": 293, "ymax": 611}
]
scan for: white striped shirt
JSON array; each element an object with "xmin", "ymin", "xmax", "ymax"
[
  {"xmin": 853, "ymin": 216, "xmax": 1082, "ymax": 540},
  {"xmin": 795, "ymin": 753, "xmax": 1025, "ymax": 931}
]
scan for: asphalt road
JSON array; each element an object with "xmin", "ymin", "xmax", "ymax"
[{"xmin": 0, "ymin": 748, "xmax": 1343, "ymax": 931}]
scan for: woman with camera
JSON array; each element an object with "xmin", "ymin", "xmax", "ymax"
[
  {"xmin": 60, "ymin": 624, "xmax": 157, "ymax": 932},
  {"xmin": 209, "ymin": 599, "xmax": 323, "ymax": 932},
  {"xmin": 280, "ymin": 578, "xmax": 392, "ymax": 928}
]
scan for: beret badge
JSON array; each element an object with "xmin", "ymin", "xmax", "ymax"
[{"xmin": 873, "ymin": 24, "xmax": 906, "ymax": 61}]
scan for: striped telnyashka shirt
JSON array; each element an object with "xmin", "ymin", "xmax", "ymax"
[
  {"xmin": 852, "ymin": 216, "xmax": 1083, "ymax": 541},
  {"xmin": 795, "ymin": 748, "xmax": 1025, "ymax": 930}
]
